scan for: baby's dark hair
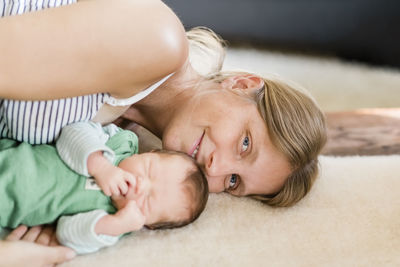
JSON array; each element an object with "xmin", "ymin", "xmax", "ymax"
[{"xmin": 146, "ymin": 149, "xmax": 209, "ymax": 230}]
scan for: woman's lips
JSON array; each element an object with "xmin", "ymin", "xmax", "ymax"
[{"xmin": 188, "ymin": 131, "xmax": 205, "ymax": 159}]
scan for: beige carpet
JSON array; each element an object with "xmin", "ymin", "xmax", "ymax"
[{"xmin": 62, "ymin": 47, "xmax": 400, "ymax": 267}]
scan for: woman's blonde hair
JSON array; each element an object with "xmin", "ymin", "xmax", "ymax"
[
  {"xmin": 186, "ymin": 27, "xmax": 327, "ymax": 207},
  {"xmin": 252, "ymin": 77, "xmax": 327, "ymax": 207},
  {"xmin": 186, "ymin": 27, "xmax": 226, "ymax": 76}
]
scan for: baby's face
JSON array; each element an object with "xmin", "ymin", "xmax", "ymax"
[{"xmin": 114, "ymin": 152, "xmax": 193, "ymax": 226}]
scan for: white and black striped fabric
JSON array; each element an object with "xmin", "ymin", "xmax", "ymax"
[
  {"xmin": 0, "ymin": 95, "xmax": 109, "ymax": 144},
  {"xmin": 0, "ymin": 0, "xmax": 110, "ymax": 144},
  {"xmin": 1, "ymin": 0, "xmax": 77, "ymax": 16}
]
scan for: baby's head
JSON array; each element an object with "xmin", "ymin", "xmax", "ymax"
[{"xmin": 116, "ymin": 149, "xmax": 209, "ymax": 230}]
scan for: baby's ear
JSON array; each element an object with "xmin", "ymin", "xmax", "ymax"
[{"xmin": 220, "ymin": 75, "xmax": 264, "ymax": 96}]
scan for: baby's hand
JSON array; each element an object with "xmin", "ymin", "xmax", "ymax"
[
  {"xmin": 94, "ymin": 165, "xmax": 136, "ymax": 197},
  {"xmin": 115, "ymin": 200, "xmax": 146, "ymax": 232},
  {"xmin": 95, "ymin": 200, "xmax": 146, "ymax": 236},
  {"xmin": 87, "ymin": 151, "xmax": 136, "ymax": 197}
]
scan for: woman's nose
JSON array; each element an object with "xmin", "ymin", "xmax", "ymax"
[
  {"xmin": 204, "ymin": 151, "xmax": 234, "ymax": 193},
  {"xmin": 205, "ymin": 150, "xmax": 232, "ymax": 177}
]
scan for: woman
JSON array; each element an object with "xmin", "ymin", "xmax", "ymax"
[
  {"xmin": 0, "ymin": 0, "xmax": 326, "ymax": 203},
  {"xmin": 0, "ymin": 0, "xmax": 326, "ymax": 264}
]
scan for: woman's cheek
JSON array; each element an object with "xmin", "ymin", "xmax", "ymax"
[
  {"xmin": 207, "ymin": 177, "xmax": 225, "ymax": 193},
  {"xmin": 162, "ymin": 132, "xmax": 181, "ymax": 151}
]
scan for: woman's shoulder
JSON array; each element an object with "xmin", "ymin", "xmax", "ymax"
[{"xmin": 104, "ymin": 0, "xmax": 189, "ymax": 97}]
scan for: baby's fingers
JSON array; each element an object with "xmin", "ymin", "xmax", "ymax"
[
  {"xmin": 101, "ymin": 185, "xmax": 112, "ymax": 197},
  {"xmin": 124, "ymin": 172, "xmax": 136, "ymax": 188},
  {"xmin": 118, "ymin": 180, "xmax": 129, "ymax": 195},
  {"xmin": 110, "ymin": 183, "xmax": 121, "ymax": 196}
]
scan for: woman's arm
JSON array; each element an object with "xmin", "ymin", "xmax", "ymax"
[{"xmin": 0, "ymin": 0, "xmax": 188, "ymax": 100}]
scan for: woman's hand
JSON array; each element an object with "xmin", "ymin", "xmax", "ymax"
[
  {"xmin": 7, "ymin": 225, "xmax": 57, "ymax": 246},
  {"xmin": 0, "ymin": 225, "xmax": 75, "ymax": 267}
]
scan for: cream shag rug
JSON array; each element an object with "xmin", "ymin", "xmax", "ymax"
[{"xmin": 62, "ymin": 48, "xmax": 400, "ymax": 267}]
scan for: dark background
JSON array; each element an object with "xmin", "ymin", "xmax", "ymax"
[{"xmin": 164, "ymin": 0, "xmax": 400, "ymax": 68}]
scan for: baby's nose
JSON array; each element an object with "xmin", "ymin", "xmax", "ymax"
[
  {"xmin": 135, "ymin": 176, "xmax": 150, "ymax": 195},
  {"xmin": 135, "ymin": 176, "xmax": 143, "ymax": 194}
]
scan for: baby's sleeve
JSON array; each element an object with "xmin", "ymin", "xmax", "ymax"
[
  {"xmin": 56, "ymin": 210, "xmax": 120, "ymax": 255},
  {"xmin": 56, "ymin": 121, "xmax": 121, "ymax": 176}
]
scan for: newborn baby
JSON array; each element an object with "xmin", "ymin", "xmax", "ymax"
[{"xmin": 0, "ymin": 122, "xmax": 208, "ymax": 254}]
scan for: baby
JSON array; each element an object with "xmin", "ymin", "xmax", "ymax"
[{"xmin": 0, "ymin": 122, "xmax": 208, "ymax": 254}]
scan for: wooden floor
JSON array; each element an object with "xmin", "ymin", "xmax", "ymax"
[{"xmin": 323, "ymin": 108, "xmax": 400, "ymax": 156}]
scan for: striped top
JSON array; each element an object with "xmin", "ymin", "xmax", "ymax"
[
  {"xmin": 0, "ymin": 94, "xmax": 108, "ymax": 144},
  {"xmin": 1, "ymin": 0, "xmax": 77, "ymax": 16},
  {"xmin": 0, "ymin": 0, "xmax": 172, "ymax": 144}
]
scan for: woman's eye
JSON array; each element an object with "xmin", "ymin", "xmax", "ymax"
[
  {"xmin": 241, "ymin": 136, "xmax": 250, "ymax": 152},
  {"xmin": 228, "ymin": 174, "xmax": 239, "ymax": 190}
]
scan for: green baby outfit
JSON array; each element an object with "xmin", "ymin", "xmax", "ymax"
[{"xmin": 0, "ymin": 129, "xmax": 138, "ymax": 228}]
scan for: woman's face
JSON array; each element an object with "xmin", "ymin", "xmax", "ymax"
[{"xmin": 162, "ymin": 84, "xmax": 292, "ymax": 196}]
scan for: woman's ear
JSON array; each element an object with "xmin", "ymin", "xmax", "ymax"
[{"xmin": 220, "ymin": 75, "xmax": 264, "ymax": 95}]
